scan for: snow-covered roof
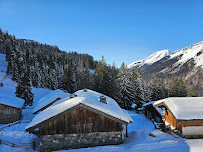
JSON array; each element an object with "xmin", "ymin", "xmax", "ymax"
[
  {"xmin": 153, "ymin": 97, "xmax": 203, "ymax": 120},
  {"xmin": 143, "ymin": 101, "xmax": 156, "ymax": 107},
  {"xmin": 33, "ymin": 89, "xmax": 71, "ymax": 114},
  {"xmin": 143, "ymin": 101, "xmax": 163, "ymax": 115},
  {"xmin": 123, "ymin": 109, "xmax": 133, "ymax": 122},
  {"xmin": 131, "ymin": 103, "xmax": 137, "ymax": 108},
  {"xmin": 137, "ymin": 107, "xmax": 143, "ymax": 111},
  {"xmin": 26, "ymin": 89, "xmax": 132, "ymax": 130},
  {"xmin": 0, "ymin": 94, "xmax": 24, "ymax": 108}
]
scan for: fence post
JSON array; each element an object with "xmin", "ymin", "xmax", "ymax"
[{"xmin": 32, "ymin": 141, "xmax": 36, "ymax": 150}]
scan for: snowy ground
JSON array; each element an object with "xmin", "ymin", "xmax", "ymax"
[
  {"xmin": 1, "ymin": 53, "xmax": 203, "ymax": 152},
  {"xmin": 58, "ymin": 111, "xmax": 203, "ymax": 152}
]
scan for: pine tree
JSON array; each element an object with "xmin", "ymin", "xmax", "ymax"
[
  {"xmin": 15, "ymin": 71, "xmax": 34, "ymax": 106},
  {"xmin": 130, "ymin": 67, "xmax": 151, "ymax": 106},
  {"xmin": 80, "ymin": 58, "xmax": 91, "ymax": 89},
  {"xmin": 61, "ymin": 55, "xmax": 77, "ymax": 93},
  {"xmin": 116, "ymin": 62, "xmax": 136, "ymax": 109},
  {"xmin": 150, "ymin": 79, "xmax": 168, "ymax": 100},
  {"xmin": 169, "ymin": 77, "xmax": 187, "ymax": 97},
  {"xmin": 188, "ymin": 85, "xmax": 198, "ymax": 97},
  {"xmin": 94, "ymin": 56, "xmax": 109, "ymax": 95},
  {"xmin": 108, "ymin": 62, "xmax": 118, "ymax": 99}
]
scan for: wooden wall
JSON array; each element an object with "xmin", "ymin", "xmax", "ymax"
[
  {"xmin": 164, "ymin": 110, "xmax": 203, "ymax": 131},
  {"xmin": 0, "ymin": 104, "xmax": 21, "ymax": 124},
  {"xmin": 144, "ymin": 105, "xmax": 163, "ymax": 123},
  {"xmin": 39, "ymin": 107, "xmax": 123, "ymax": 135}
]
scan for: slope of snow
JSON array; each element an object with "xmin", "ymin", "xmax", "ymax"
[
  {"xmin": 154, "ymin": 97, "xmax": 203, "ymax": 120},
  {"xmin": 26, "ymin": 89, "xmax": 132, "ymax": 130},
  {"xmin": 170, "ymin": 41, "xmax": 203, "ymax": 68},
  {"xmin": 0, "ymin": 123, "xmax": 39, "ymax": 152},
  {"xmin": 0, "ymin": 53, "xmax": 53, "ymax": 107},
  {"xmin": 33, "ymin": 89, "xmax": 71, "ymax": 114},
  {"xmin": 0, "ymin": 94, "xmax": 24, "ymax": 108},
  {"xmin": 0, "ymin": 54, "xmax": 17, "ymax": 95},
  {"xmin": 0, "ymin": 54, "xmax": 7, "ymax": 72},
  {"xmin": 128, "ymin": 49, "xmax": 170, "ymax": 68}
]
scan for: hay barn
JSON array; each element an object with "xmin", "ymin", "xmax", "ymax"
[{"xmin": 26, "ymin": 89, "xmax": 132, "ymax": 152}]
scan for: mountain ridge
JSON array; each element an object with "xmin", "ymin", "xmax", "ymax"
[
  {"xmin": 128, "ymin": 41, "xmax": 203, "ymax": 95},
  {"xmin": 128, "ymin": 49, "xmax": 170, "ymax": 68}
]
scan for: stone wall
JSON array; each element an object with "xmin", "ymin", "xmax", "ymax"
[{"xmin": 40, "ymin": 131, "xmax": 124, "ymax": 152}]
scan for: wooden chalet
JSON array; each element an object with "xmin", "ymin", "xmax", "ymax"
[
  {"xmin": 143, "ymin": 101, "xmax": 163, "ymax": 123},
  {"xmin": 0, "ymin": 95, "xmax": 24, "ymax": 124},
  {"xmin": 154, "ymin": 97, "xmax": 203, "ymax": 138},
  {"xmin": 33, "ymin": 89, "xmax": 71, "ymax": 114},
  {"xmin": 26, "ymin": 89, "xmax": 132, "ymax": 151}
]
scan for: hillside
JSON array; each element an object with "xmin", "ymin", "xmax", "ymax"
[
  {"xmin": 128, "ymin": 42, "xmax": 203, "ymax": 95},
  {"xmin": 0, "ymin": 53, "xmax": 52, "ymax": 107},
  {"xmin": 128, "ymin": 49, "xmax": 170, "ymax": 68},
  {"xmin": 0, "ymin": 29, "xmax": 97, "ymax": 93}
]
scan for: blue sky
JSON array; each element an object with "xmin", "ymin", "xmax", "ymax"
[{"xmin": 0, "ymin": 0, "xmax": 203, "ymax": 67}]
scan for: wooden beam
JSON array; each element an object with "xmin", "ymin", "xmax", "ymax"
[{"xmin": 126, "ymin": 124, "xmax": 128, "ymax": 137}]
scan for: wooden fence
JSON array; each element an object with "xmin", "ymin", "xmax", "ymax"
[
  {"xmin": 0, "ymin": 120, "xmax": 36, "ymax": 150},
  {"xmin": 0, "ymin": 139, "xmax": 36, "ymax": 150},
  {"xmin": 0, "ymin": 120, "xmax": 21, "ymax": 131}
]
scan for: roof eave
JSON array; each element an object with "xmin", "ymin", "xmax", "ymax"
[{"xmin": 0, "ymin": 103, "xmax": 22, "ymax": 109}]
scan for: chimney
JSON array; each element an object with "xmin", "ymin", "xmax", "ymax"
[
  {"xmin": 100, "ymin": 96, "xmax": 107, "ymax": 104},
  {"xmin": 83, "ymin": 88, "xmax": 88, "ymax": 92}
]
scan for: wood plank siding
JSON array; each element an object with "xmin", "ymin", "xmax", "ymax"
[
  {"xmin": 144, "ymin": 105, "xmax": 163, "ymax": 123},
  {"xmin": 0, "ymin": 104, "xmax": 21, "ymax": 123},
  {"xmin": 38, "ymin": 107, "xmax": 123, "ymax": 135},
  {"xmin": 165, "ymin": 110, "xmax": 203, "ymax": 131}
]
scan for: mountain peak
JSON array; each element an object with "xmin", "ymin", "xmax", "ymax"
[
  {"xmin": 169, "ymin": 41, "xmax": 203, "ymax": 68},
  {"xmin": 128, "ymin": 49, "xmax": 170, "ymax": 68}
]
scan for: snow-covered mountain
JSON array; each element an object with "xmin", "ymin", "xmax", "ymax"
[
  {"xmin": 169, "ymin": 41, "xmax": 203, "ymax": 68},
  {"xmin": 128, "ymin": 49, "xmax": 170, "ymax": 68},
  {"xmin": 129, "ymin": 41, "xmax": 203, "ymax": 95}
]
